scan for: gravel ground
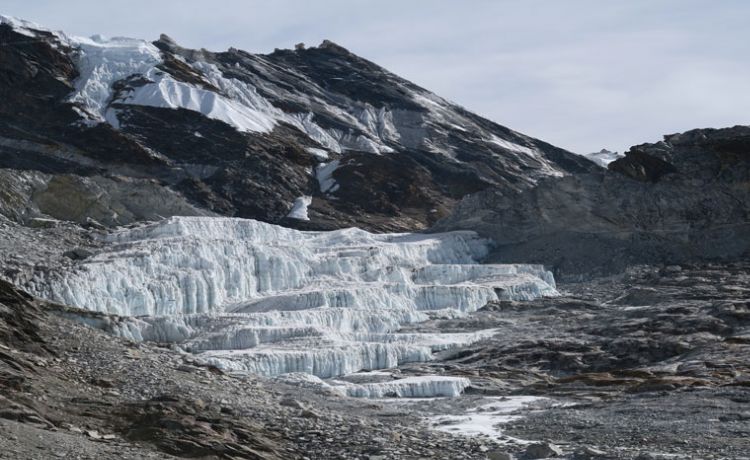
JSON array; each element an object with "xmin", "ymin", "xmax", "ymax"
[
  {"xmin": 1, "ymin": 219, "xmax": 748, "ymax": 459},
  {"xmin": 0, "ymin": 278, "xmax": 506, "ymax": 459},
  {"xmin": 397, "ymin": 263, "xmax": 750, "ymax": 459}
]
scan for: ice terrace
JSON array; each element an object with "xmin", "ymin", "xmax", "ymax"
[{"xmin": 29, "ymin": 216, "xmax": 557, "ymax": 397}]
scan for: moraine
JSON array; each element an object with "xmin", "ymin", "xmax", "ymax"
[{"xmin": 26, "ymin": 216, "xmax": 558, "ymax": 397}]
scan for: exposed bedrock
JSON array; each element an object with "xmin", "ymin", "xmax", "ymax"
[{"xmin": 433, "ymin": 126, "xmax": 750, "ymax": 279}]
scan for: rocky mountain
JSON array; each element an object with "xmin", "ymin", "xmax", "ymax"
[
  {"xmin": 433, "ymin": 125, "xmax": 750, "ymax": 279},
  {"xmin": 0, "ymin": 16, "xmax": 594, "ymax": 232},
  {"xmin": 1, "ymin": 13, "xmax": 749, "ymax": 460}
]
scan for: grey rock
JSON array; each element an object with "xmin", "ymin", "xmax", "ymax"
[
  {"xmin": 577, "ymin": 446, "xmax": 609, "ymax": 458},
  {"xmin": 280, "ymin": 398, "xmax": 306, "ymax": 410},
  {"xmin": 433, "ymin": 126, "xmax": 750, "ymax": 279},
  {"xmin": 299, "ymin": 409, "xmax": 320, "ymax": 419},
  {"xmin": 525, "ymin": 442, "xmax": 563, "ymax": 458},
  {"xmin": 63, "ymin": 248, "xmax": 94, "ymax": 260}
]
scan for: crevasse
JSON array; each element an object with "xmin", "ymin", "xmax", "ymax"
[{"xmin": 29, "ymin": 216, "xmax": 557, "ymax": 393}]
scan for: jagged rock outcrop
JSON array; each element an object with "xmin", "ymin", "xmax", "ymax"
[
  {"xmin": 0, "ymin": 16, "xmax": 594, "ymax": 232},
  {"xmin": 0, "ymin": 279, "xmax": 50, "ymax": 358},
  {"xmin": 433, "ymin": 126, "xmax": 750, "ymax": 279}
]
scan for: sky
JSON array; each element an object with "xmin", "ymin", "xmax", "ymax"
[{"xmin": 3, "ymin": 0, "xmax": 749, "ymax": 154}]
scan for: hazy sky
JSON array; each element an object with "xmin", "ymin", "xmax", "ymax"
[{"xmin": 3, "ymin": 0, "xmax": 749, "ymax": 153}]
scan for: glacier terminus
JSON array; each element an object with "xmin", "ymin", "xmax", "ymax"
[{"xmin": 27, "ymin": 216, "xmax": 557, "ymax": 397}]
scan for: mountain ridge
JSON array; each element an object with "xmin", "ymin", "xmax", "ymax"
[
  {"xmin": 433, "ymin": 125, "xmax": 750, "ymax": 278},
  {"xmin": 0, "ymin": 15, "xmax": 595, "ymax": 232}
]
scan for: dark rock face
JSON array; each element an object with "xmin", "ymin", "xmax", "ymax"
[
  {"xmin": 609, "ymin": 126, "xmax": 750, "ymax": 184},
  {"xmin": 119, "ymin": 396, "xmax": 283, "ymax": 459},
  {"xmin": 0, "ymin": 279, "xmax": 49, "ymax": 356},
  {"xmin": 0, "ymin": 280, "xmax": 54, "ymax": 426},
  {"xmin": 434, "ymin": 126, "xmax": 750, "ymax": 278},
  {"xmin": 0, "ymin": 20, "xmax": 594, "ymax": 232}
]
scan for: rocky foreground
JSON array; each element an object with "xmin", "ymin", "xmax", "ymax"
[
  {"xmin": 404, "ymin": 263, "xmax": 750, "ymax": 459},
  {"xmin": 1, "ymin": 262, "xmax": 748, "ymax": 459},
  {"xmin": 1, "ymin": 276, "xmax": 504, "ymax": 460}
]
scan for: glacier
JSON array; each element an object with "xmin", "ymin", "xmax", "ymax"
[
  {"xmin": 336, "ymin": 376, "xmax": 471, "ymax": 398},
  {"xmin": 27, "ymin": 216, "xmax": 557, "ymax": 396}
]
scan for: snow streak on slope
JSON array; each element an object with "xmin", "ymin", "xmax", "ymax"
[
  {"xmin": 56, "ymin": 31, "xmax": 398, "ymax": 152},
  {"xmin": 29, "ymin": 217, "xmax": 557, "ymax": 394}
]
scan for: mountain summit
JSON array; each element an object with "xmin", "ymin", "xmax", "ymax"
[{"xmin": 0, "ymin": 15, "xmax": 594, "ymax": 231}]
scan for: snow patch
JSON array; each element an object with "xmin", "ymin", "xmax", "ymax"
[
  {"xmin": 306, "ymin": 147, "xmax": 329, "ymax": 161},
  {"xmin": 287, "ymin": 196, "xmax": 312, "ymax": 220},
  {"xmin": 429, "ymin": 396, "xmax": 551, "ymax": 443},
  {"xmin": 316, "ymin": 160, "xmax": 340, "ymax": 194}
]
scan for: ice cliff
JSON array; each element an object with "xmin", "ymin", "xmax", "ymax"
[{"xmin": 28, "ymin": 216, "xmax": 557, "ymax": 394}]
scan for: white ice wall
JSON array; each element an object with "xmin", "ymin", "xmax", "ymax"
[
  {"xmin": 337, "ymin": 376, "xmax": 471, "ymax": 398},
  {"xmin": 29, "ymin": 216, "xmax": 557, "ymax": 383}
]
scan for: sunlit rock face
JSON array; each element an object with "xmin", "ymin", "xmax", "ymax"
[{"xmin": 28, "ymin": 216, "xmax": 557, "ymax": 386}]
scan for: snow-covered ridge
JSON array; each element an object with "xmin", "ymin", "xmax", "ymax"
[
  {"xmin": 3, "ymin": 14, "xmax": 584, "ymax": 188},
  {"xmin": 1, "ymin": 15, "xmax": 396, "ymax": 153},
  {"xmin": 29, "ymin": 217, "xmax": 556, "ymax": 390},
  {"xmin": 1, "ymin": 15, "xmax": 49, "ymax": 37},
  {"xmin": 0, "ymin": 15, "xmax": 394, "ymax": 153},
  {"xmin": 66, "ymin": 34, "xmax": 286, "ymax": 134}
]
